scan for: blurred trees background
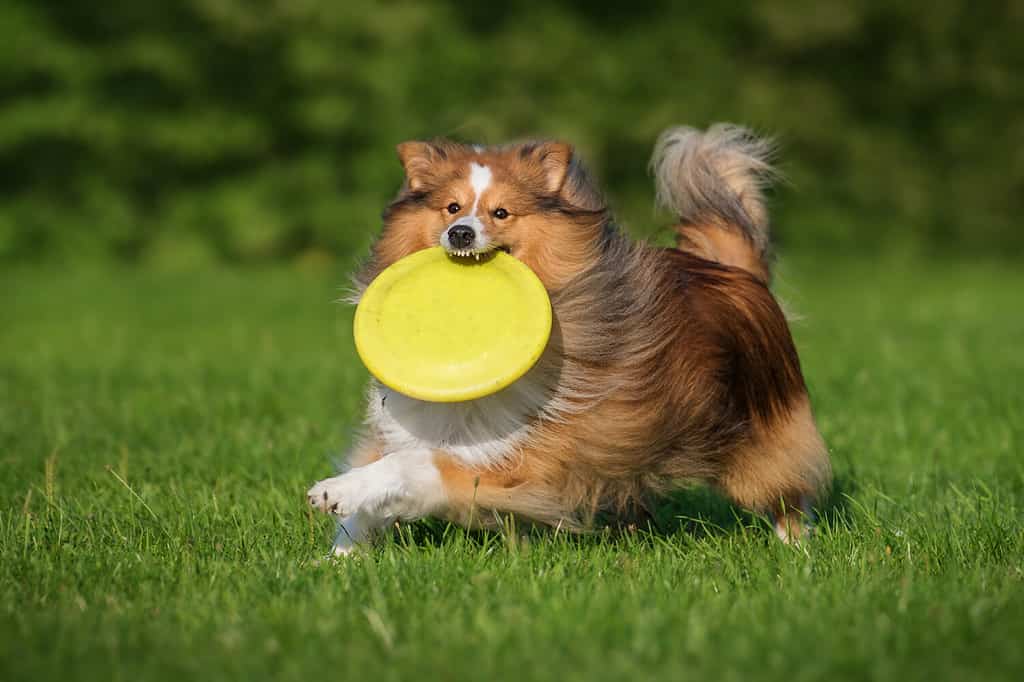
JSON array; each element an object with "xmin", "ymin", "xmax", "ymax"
[{"xmin": 1, "ymin": 0, "xmax": 1021, "ymax": 266}]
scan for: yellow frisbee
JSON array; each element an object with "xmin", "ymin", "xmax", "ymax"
[{"xmin": 354, "ymin": 247, "xmax": 552, "ymax": 402}]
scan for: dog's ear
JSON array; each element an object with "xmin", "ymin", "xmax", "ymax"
[
  {"xmin": 396, "ymin": 141, "xmax": 448, "ymax": 191},
  {"xmin": 521, "ymin": 141, "xmax": 574, "ymax": 193}
]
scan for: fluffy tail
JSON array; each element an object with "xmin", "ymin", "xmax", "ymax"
[{"xmin": 650, "ymin": 124, "xmax": 777, "ymax": 283}]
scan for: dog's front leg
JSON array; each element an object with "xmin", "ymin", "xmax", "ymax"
[{"xmin": 307, "ymin": 449, "xmax": 447, "ymax": 552}]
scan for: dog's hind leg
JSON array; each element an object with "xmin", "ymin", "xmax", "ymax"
[{"xmin": 714, "ymin": 399, "xmax": 831, "ymax": 543}]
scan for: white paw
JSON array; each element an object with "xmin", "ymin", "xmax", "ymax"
[
  {"xmin": 307, "ymin": 475, "xmax": 362, "ymax": 516},
  {"xmin": 331, "ymin": 542, "xmax": 359, "ymax": 557},
  {"xmin": 306, "ymin": 449, "xmax": 445, "ymax": 521}
]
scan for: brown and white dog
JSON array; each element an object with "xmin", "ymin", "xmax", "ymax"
[{"xmin": 308, "ymin": 124, "xmax": 831, "ymax": 553}]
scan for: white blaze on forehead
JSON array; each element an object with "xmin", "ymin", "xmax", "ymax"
[
  {"xmin": 443, "ymin": 162, "xmax": 493, "ymax": 254},
  {"xmin": 468, "ymin": 162, "xmax": 492, "ymax": 216}
]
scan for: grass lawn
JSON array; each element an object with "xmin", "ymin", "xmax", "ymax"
[{"xmin": 1, "ymin": 256, "xmax": 1022, "ymax": 681}]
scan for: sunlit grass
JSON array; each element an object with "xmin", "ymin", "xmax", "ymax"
[{"xmin": 2, "ymin": 257, "xmax": 1022, "ymax": 681}]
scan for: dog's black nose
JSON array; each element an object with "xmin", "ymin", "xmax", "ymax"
[{"xmin": 447, "ymin": 225, "xmax": 475, "ymax": 250}]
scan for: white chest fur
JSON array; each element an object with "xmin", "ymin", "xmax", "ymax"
[{"xmin": 366, "ymin": 362, "xmax": 555, "ymax": 469}]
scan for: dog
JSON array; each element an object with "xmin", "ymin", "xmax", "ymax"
[{"xmin": 308, "ymin": 124, "xmax": 832, "ymax": 553}]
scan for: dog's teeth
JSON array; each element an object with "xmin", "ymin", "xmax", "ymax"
[{"xmin": 474, "ymin": 253, "xmax": 480, "ymax": 261}]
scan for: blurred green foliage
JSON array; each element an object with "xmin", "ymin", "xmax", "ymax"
[{"xmin": 1, "ymin": 0, "xmax": 1021, "ymax": 265}]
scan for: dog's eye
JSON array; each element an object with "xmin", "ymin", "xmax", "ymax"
[
  {"xmin": 493, "ymin": 208, "xmax": 509, "ymax": 220},
  {"xmin": 447, "ymin": 202, "xmax": 461, "ymax": 214}
]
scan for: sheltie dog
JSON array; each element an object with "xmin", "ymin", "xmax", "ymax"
[{"xmin": 308, "ymin": 124, "xmax": 832, "ymax": 553}]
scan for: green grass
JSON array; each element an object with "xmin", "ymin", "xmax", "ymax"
[{"xmin": 2, "ymin": 257, "xmax": 1022, "ymax": 681}]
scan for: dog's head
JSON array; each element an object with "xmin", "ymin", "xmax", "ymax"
[{"xmin": 358, "ymin": 139, "xmax": 609, "ymax": 292}]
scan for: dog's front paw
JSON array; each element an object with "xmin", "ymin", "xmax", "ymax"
[
  {"xmin": 307, "ymin": 476, "xmax": 357, "ymax": 516},
  {"xmin": 306, "ymin": 451, "xmax": 441, "ymax": 521}
]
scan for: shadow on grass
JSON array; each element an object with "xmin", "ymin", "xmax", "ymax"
[
  {"xmin": 648, "ymin": 472, "xmax": 856, "ymax": 540},
  {"xmin": 383, "ymin": 473, "xmax": 857, "ymax": 551}
]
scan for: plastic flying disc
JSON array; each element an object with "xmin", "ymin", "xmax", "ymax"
[{"xmin": 354, "ymin": 247, "xmax": 552, "ymax": 402}]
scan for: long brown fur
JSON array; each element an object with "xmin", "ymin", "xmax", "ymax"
[{"xmin": 353, "ymin": 127, "xmax": 831, "ymax": 540}]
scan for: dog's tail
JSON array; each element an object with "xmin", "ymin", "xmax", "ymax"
[{"xmin": 650, "ymin": 124, "xmax": 777, "ymax": 283}]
